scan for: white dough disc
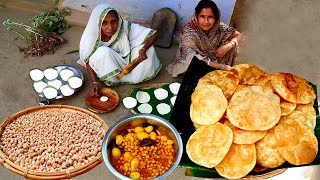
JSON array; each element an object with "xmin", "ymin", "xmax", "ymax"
[
  {"xmin": 60, "ymin": 84, "xmax": 75, "ymax": 96},
  {"xmin": 138, "ymin": 103, "xmax": 153, "ymax": 114},
  {"xmin": 170, "ymin": 96, "xmax": 177, "ymax": 106},
  {"xmin": 44, "ymin": 68, "xmax": 58, "ymax": 80},
  {"xmin": 47, "ymin": 79, "xmax": 62, "ymax": 90},
  {"xmin": 30, "ymin": 69, "xmax": 44, "ymax": 81},
  {"xmin": 156, "ymin": 103, "xmax": 171, "ymax": 115},
  {"xmin": 59, "ymin": 69, "xmax": 74, "ymax": 81},
  {"xmin": 154, "ymin": 88, "xmax": 168, "ymax": 100},
  {"xmin": 136, "ymin": 91, "xmax": 150, "ymax": 103},
  {"xmin": 122, "ymin": 97, "xmax": 138, "ymax": 109},
  {"xmin": 100, "ymin": 96, "xmax": 109, "ymax": 102},
  {"xmin": 68, "ymin": 76, "xmax": 83, "ymax": 89},
  {"xmin": 43, "ymin": 87, "xmax": 58, "ymax": 99},
  {"xmin": 33, "ymin": 81, "xmax": 47, "ymax": 93},
  {"xmin": 169, "ymin": 82, "xmax": 181, "ymax": 95}
]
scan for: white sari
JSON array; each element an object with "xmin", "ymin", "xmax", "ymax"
[{"xmin": 78, "ymin": 4, "xmax": 161, "ymax": 86}]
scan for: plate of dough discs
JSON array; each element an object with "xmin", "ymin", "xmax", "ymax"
[
  {"xmin": 122, "ymin": 82, "xmax": 181, "ymax": 120},
  {"xmin": 85, "ymin": 88, "xmax": 120, "ymax": 113},
  {"xmin": 29, "ymin": 65, "xmax": 84, "ymax": 100}
]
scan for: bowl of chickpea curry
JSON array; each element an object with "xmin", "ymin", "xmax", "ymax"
[{"xmin": 102, "ymin": 114, "xmax": 183, "ymax": 179}]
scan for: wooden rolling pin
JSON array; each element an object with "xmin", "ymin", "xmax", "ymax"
[{"xmin": 117, "ymin": 57, "xmax": 142, "ymax": 79}]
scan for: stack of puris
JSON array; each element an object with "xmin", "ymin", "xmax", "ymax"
[{"xmin": 186, "ymin": 64, "xmax": 318, "ymax": 179}]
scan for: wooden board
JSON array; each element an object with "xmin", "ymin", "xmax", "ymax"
[{"xmin": 85, "ymin": 88, "xmax": 119, "ymax": 113}]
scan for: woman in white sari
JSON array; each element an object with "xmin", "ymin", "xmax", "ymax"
[{"xmin": 79, "ymin": 4, "xmax": 161, "ymax": 96}]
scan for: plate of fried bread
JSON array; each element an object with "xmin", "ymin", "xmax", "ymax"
[{"xmin": 170, "ymin": 58, "xmax": 319, "ymax": 179}]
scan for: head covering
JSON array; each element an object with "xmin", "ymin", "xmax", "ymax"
[
  {"xmin": 79, "ymin": 3, "xmax": 128, "ymax": 65},
  {"xmin": 166, "ymin": 1, "xmax": 236, "ymax": 77}
]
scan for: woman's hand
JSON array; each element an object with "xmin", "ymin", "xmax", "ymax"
[
  {"xmin": 222, "ymin": 64, "xmax": 231, "ymax": 71},
  {"xmin": 138, "ymin": 48, "xmax": 148, "ymax": 61},
  {"xmin": 214, "ymin": 44, "xmax": 231, "ymax": 58},
  {"xmin": 90, "ymin": 82, "xmax": 100, "ymax": 96}
]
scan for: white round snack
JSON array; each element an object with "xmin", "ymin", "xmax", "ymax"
[
  {"xmin": 47, "ymin": 79, "xmax": 62, "ymax": 90},
  {"xmin": 156, "ymin": 103, "xmax": 171, "ymax": 115},
  {"xmin": 60, "ymin": 84, "xmax": 75, "ymax": 96},
  {"xmin": 44, "ymin": 68, "xmax": 58, "ymax": 80},
  {"xmin": 154, "ymin": 88, "xmax": 169, "ymax": 100},
  {"xmin": 170, "ymin": 96, "xmax": 177, "ymax": 106},
  {"xmin": 30, "ymin": 69, "xmax": 44, "ymax": 81},
  {"xmin": 100, "ymin": 96, "xmax": 109, "ymax": 102},
  {"xmin": 122, "ymin": 97, "xmax": 138, "ymax": 109},
  {"xmin": 169, "ymin": 82, "xmax": 181, "ymax": 95},
  {"xmin": 59, "ymin": 69, "xmax": 74, "ymax": 81},
  {"xmin": 136, "ymin": 91, "xmax": 150, "ymax": 103},
  {"xmin": 43, "ymin": 87, "xmax": 58, "ymax": 99},
  {"xmin": 137, "ymin": 103, "xmax": 153, "ymax": 114},
  {"xmin": 68, "ymin": 76, "xmax": 83, "ymax": 89},
  {"xmin": 33, "ymin": 81, "xmax": 47, "ymax": 93}
]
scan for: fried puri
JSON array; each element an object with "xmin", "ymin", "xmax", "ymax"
[
  {"xmin": 186, "ymin": 123, "xmax": 233, "ymax": 168},
  {"xmin": 222, "ymin": 119, "xmax": 267, "ymax": 144},
  {"xmin": 275, "ymin": 118, "xmax": 318, "ymax": 165},
  {"xmin": 230, "ymin": 64, "xmax": 266, "ymax": 84},
  {"xmin": 256, "ymin": 127, "xmax": 286, "ymax": 168},
  {"xmin": 271, "ymin": 73, "xmax": 316, "ymax": 104},
  {"xmin": 227, "ymin": 86, "xmax": 281, "ymax": 130},
  {"xmin": 190, "ymin": 85, "xmax": 227, "ymax": 125},
  {"xmin": 282, "ymin": 110, "xmax": 315, "ymax": 132},
  {"xmin": 196, "ymin": 70, "xmax": 239, "ymax": 98},
  {"xmin": 295, "ymin": 103, "xmax": 317, "ymax": 130},
  {"xmin": 280, "ymin": 98, "xmax": 297, "ymax": 116},
  {"xmin": 215, "ymin": 143, "xmax": 256, "ymax": 179}
]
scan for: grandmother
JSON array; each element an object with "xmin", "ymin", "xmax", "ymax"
[
  {"xmin": 166, "ymin": 0, "xmax": 241, "ymax": 77},
  {"xmin": 78, "ymin": 4, "xmax": 161, "ymax": 96}
]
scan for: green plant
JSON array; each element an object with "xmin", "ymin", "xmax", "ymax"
[
  {"xmin": 2, "ymin": 0, "xmax": 70, "ymax": 57},
  {"xmin": 30, "ymin": 8, "xmax": 71, "ymax": 35},
  {"xmin": 3, "ymin": 19, "xmax": 65, "ymax": 57}
]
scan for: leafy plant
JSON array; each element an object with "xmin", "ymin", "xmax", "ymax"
[
  {"xmin": 2, "ymin": 0, "xmax": 70, "ymax": 57},
  {"xmin": 3, "ymin": 19, "xmax": 65, "ymax": 57},
  {"xmin": 30, "ymin": 8, "xmax": 71, "ymax": 34}
]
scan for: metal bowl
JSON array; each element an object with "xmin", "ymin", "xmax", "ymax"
[{"xmin": 102, "ymin": 114, "xmax": 183, "ymax": 180}]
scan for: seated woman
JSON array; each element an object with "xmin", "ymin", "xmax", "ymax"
[
  {"xmin": 78, "ymin": 4, "xmax": 162, "ymax": 95},
  {"xmin": 166, "ymin": 0, "xmax": 241, "ymax": 77}
]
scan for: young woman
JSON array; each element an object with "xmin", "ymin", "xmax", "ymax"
[
  {"xmin": 166, "ymin": 0, "xmax": 241, "ymax": 77},
  {"xmin": 78, "ymin": 4, "xmax": 161, "ymax": 95}
]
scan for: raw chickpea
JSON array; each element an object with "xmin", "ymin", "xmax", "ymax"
[
  {"xmin": 111, "ymin": 147, "xmax": 121, "ymax": 158},
  {"xmin": 144, "ymin": 126, "xmax": 153, "ymax": 133},
  {"xmin": 129, "ymin": 172, "xmax": 140, "ymax": 179}
]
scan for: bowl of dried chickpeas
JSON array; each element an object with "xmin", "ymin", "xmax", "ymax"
[{"xmin": 102, "ymin": 114, "xmax": 183, "ymax": 180}]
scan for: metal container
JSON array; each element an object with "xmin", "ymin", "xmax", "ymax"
[{"xmin": 102, "ymin": 114, "xmax": 183, "ymax": 180}]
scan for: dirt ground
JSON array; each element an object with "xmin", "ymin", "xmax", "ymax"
[{"xmin": 0, "ymin": 0, "xmax": 319, "ymax": 179}]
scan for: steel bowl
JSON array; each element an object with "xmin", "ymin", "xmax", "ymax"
[{"xmin": 102, "ymin": 114, "xmax": 183, "ymax": 180}]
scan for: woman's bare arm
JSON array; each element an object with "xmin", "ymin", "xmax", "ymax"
[
  {"xmin": 86, "ymin": 63, "xmax": 99, "ymax": 96},
  {"xmin": 138, "ymin": 32, "xmax": 159, "ymax": 60}
]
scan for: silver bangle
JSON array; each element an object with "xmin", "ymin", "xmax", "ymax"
[
  {"xmin": 231, "ymin": 40, "xmax": 238, "ymax": 47},
  {"xmin": 207, "ymin": 59, "xmax": 211, "ymax": 65}
]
